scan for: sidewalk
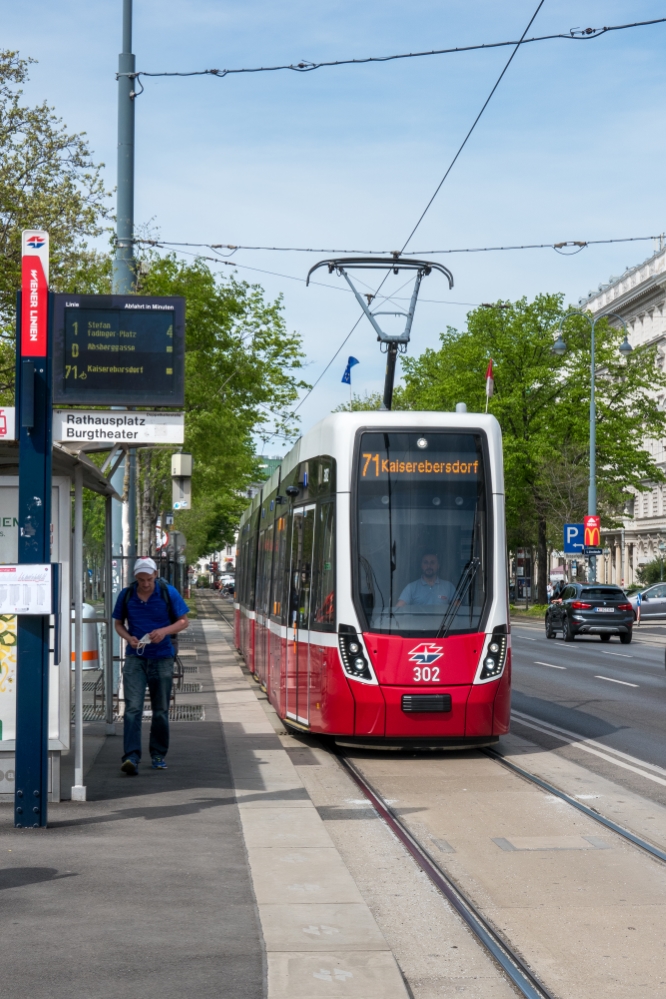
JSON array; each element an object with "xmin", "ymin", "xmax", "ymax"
[
  {"xmin": 0, "ymin": 614, "xmax": 408, "ymax": 998},
  {"xmin": 1, "ymin": 619, "xmax": 264, "ymax": 999}
]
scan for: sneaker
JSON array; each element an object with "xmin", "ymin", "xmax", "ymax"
[
  {"xmin": 121, "ymin": 757, "xmax": 139, "ymax": 776},
  {"xmin": 151, "ymin": 757, "xmax": 167, "ymax": 770}
]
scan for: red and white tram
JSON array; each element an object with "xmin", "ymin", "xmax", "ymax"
[{"xmin": 235, "ymin": 410, "xmax": 510, "ymax": 745}]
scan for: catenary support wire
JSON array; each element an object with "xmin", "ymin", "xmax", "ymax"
[{"xmin": 118, "ymin": 18, "xmax": 666, "ymax": 90}]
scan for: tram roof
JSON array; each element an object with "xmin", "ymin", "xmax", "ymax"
[
  {"xmin": 279, "ymin": 410, "xmax": 502, "ymax": 482},
  {"xmin": 241, "ymin": 411, "xmax": 503, "ymax": 520}
]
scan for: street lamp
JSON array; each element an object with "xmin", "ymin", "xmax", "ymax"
[{"xmin": 552, "ymin": 310, "xmax": 633, "ymax": 581}]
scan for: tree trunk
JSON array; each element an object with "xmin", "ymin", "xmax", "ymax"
[
  {"xmin": 537, "ymin": 515, "xmax": 548, "ymax": 604},
  {"xmin": 141, "ymin": 449, "xmax": 153, "ymax": 555}
]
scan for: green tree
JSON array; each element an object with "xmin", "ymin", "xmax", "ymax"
[
  {"xmin": 0, "ymin": 50, "xmax": 111, "ymax": 396},
  {"xmin": 333, "ymin": 390, "xmax": 383, "ymax": 412},
  {"xmin": 400, "ymin": 295, "xmax": 666, "ymax": 600},
  {"xmin": 135, "ymin": 254, "xmax": 308, "ymax": 560}
]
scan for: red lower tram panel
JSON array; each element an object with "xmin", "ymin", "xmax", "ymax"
[
  {"xmin": 338, "ymin": 631, "xmax": 511, "ymax": 743},
  {"xmin": 257, "ymin": 629, "xmax": 510, "ymax": 745}
]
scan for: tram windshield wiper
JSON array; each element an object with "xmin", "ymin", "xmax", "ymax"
[{"xmin": 436, "ymin": 557, "xmax": 481, "ymax": 639}]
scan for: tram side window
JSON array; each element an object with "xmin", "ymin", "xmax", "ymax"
[
  {"xmin": 240, "ymin": 538, "xmax": 250, "ymax": 604},
  {"xmin": 271, "ymin": 514, "xmax": 288, "ymax": 623},
  {"xmin": 248, "ymin": 525, "xmax": 259, "ymax": 610},
  {"xmin": 261, "ymin": 524, "xmax": 274, "ymax": 617},
  {"xmin": 311, "ymin": 501, "xmax": 335, "ymax": 632},
  {"xmin": 255, "ymin": 531, "xmax": 266, "ymax": 615}
]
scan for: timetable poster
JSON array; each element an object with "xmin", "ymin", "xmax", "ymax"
[{"xmin": 0, "ymin": 565, "xmax": 52, "ymax": 615}]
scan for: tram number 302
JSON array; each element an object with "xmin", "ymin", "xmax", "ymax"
[{"xmin": 413, "ymin": 666, "xmax": 440, "ymax": 682}]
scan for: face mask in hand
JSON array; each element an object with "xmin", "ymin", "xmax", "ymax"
[{"xmin": 136, "ymin": 633, "xmax": 152, "ymax": 656}]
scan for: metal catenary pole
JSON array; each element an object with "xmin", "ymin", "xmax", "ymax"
[
  {"xmin": 104, "ymin": 495, "xmax": 115, "ymax": 733},
  {"xmin": 552, "ymin": 311, "xmax": 632, "ymax": 587},
  {"xmin": 15, "ymin": 231, "xmax": 52, "ymax": 828},
  {"xmin": 72, "ymin": 465, "xmax": 85, "ymax": 800},
  {"xmin": 113, "ymin": 0, "xmax": 138, "ymax": 586},
  {"xmin": 113, "ymin": 0, "xmax": 135, "ymax": 296},
  {"xmin": 589, "ymin": 321, "xmax": 597, "ymax": 582}
]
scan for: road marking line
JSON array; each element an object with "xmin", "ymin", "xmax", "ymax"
[
  {"xmin": 511, "ymin": 714, "xmax": 666, "ymax": 787},
  {"xmin": 594, "ymin": 675, "xmax": 639, "ymax": 687},
  {"xmin": 602, "ymin": 651, "xmax": 634, "ymax": 658},
  {"xmin": 534, "ymin": 661, "xmax": 566, "ymax": 669},
  {"xmin": 515, "ymin": 636, "xmax": 537, "ymax": 641},
  {"xmin": 512, "ymin": 710, "xmax": 666, "ymax": 776}
]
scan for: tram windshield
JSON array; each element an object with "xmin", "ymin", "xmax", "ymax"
[{"xmin": 355, "ymin": 431, "xmax": 489, "ymax": 636}]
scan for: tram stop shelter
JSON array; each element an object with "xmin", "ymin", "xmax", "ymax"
[{"xmin": 0, "ymin": 440, "xmax": 120, "ymax": 803}]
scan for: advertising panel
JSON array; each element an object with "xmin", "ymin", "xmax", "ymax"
[{"xmin": 0, "ymin": 481, "xmax": 69, "ymax": 746}]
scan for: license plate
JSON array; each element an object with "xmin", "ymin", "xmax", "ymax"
[{"xmin": 595, "ymin": 607, "xmax": 614, "ymax": 613}]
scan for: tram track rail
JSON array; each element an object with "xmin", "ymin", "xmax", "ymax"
[
  {"xmin": 336, "ymin": 745, "xmax": 666, "ymax": 999},
  {"xmin": 203, "ymin": 599, "xmax": 666, "ymax": 991},
  {"xmin": 484, "ymin": 748, "xmax": 666, "ymax": 865},
  {"xmin": 336, "ymin": 751, "xmax": 556, "ymax": 999}
]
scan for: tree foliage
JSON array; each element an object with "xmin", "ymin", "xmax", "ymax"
[
  {"xmin": 0, "ymin": 50, "xmax": 111, "ymax": 396},
  {"xmin": 399, "ymin": 294, "xmax": 666, "ymax": 599},
  {"xmin": 135, "ymin": 254, "xmax": 308, "ymax": 559}
]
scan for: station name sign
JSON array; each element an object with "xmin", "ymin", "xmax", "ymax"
[
  {"xmin": 52, "ymin": 294, "xmax": 185, "ymax": 406},
  {"xmin": 52, "ymin": 410, "xmax": 184, "ymax": 444}
]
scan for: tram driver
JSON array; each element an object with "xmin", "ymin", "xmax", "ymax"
[{"xmin": 396, "ymin": 552, "xmax": 455, "ymax": 607}]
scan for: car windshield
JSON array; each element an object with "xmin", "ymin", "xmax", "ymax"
[
  {"xmin": 355, "ymin": 431, "xmax": 489, "ymax": 636},
  {"xmin": 580, "ymin": 587, "xmax": 625, "ymax": 599}
]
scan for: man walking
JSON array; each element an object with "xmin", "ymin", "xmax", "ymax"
[{"xmin": 113, "ymin": 557, "xmax": 189, "ymax": 775}]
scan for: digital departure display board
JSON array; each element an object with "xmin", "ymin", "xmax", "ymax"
[{"xmin": 52, "ymin": 294, "xmax": 185, "ymax": 406}]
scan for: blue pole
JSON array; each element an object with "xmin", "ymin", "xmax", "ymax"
[{"xmin": 15, "ymin": 293, "xmax": 53, "ymax": 828}]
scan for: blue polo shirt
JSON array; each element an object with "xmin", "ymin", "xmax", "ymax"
[
  {"xmin": 398, "ymin": 577, "xmax": 455, "ymax": 606},
  {"xmin": 113, "ymin": 582, "xmax": 189, "ymax": 658}
]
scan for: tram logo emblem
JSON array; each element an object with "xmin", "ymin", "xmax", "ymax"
[
  {"xmin": 26, "ymin": 235, "xmax": 46, "ymax": 250},
  {"xmin": 408, "ymin": 643, "xmax": 444, "ymax": 666}
]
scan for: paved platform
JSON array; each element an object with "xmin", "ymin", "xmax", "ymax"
[{"xmin": 0, "ymin": 615, "xmax": 409, "ymax": 998}]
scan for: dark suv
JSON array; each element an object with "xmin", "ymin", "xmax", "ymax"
[{"xmin": 545, "ymin": 583, "xmax": 634, "ymax": 644}]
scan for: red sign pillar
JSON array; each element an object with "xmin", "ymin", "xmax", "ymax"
[{"xmin": 584, "ymin": 515, "xmax": 601, "ymax": 548}]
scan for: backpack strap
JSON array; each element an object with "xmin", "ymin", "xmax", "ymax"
[
  {"xmin": 121, "ymin": 581, "xmax": 138, "ymax": 625},
  {"xmin": 157, "ymin": 577, "xmax": 177, "ymax": 623}
]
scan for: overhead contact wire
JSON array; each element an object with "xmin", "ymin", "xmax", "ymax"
[
  {"xmin": 401, "ymin": 0, "xmax": 546, "ymax": 253},
  {"xmin": 131, "ymin": 234, "xmax": 664, "ymax": 256},
  {"xmin": 120, "ymin": 18, "xmax": 666, "ymax": 86}
]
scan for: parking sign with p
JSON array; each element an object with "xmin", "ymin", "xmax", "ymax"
[{"xmin": 564, "ymin": 524, "xmax": 584, "ymax": 554}]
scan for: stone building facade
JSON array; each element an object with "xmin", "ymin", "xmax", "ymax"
[{"xmin": 578, "ymin": 242, "xmax": 666, "ymax": 586}]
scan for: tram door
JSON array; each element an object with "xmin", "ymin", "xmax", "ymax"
[{"xmin": 286, "ymin": 505, "xmax": 316, "ymax": 724}]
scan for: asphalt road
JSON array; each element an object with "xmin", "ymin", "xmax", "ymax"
[{"xmin": 510, "ymin": 617, "xmax": 666, "ymax": 790}]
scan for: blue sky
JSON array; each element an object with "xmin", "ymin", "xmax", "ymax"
[{"xmin": 3, "ymin": 1, "xmax": 666, "ymax": 449}]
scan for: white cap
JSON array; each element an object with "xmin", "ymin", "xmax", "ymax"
[{"xmin": 134, "ymin": 557, "xmax": 157, "ymax": 575}]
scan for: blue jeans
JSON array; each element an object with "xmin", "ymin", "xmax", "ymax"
[{"xmin": 123, "ymin": 654, "xmax": 174, "ymax": 761}]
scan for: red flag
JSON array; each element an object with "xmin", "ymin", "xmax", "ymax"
[{"xmin": 485, "ymin": 359, "xmax": 494, "ymax": 398}]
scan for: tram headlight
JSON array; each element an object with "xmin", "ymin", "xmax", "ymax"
[
  {"xmin": 338, "ymin": 626, "xmax": 372, "ymax": 681},
  {"xmin": 477, "ymin": 631, "xmax": 508, "ymax": 682}
]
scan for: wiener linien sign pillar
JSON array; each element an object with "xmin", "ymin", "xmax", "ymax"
[{"xmin": 15, "ymin": 230, "xmax": 52, "ymax": 828}]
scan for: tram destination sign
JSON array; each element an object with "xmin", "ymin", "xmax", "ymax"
[{"xmin": 52, "ymin": 294, "xmax": 185, "ymax": 406}]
